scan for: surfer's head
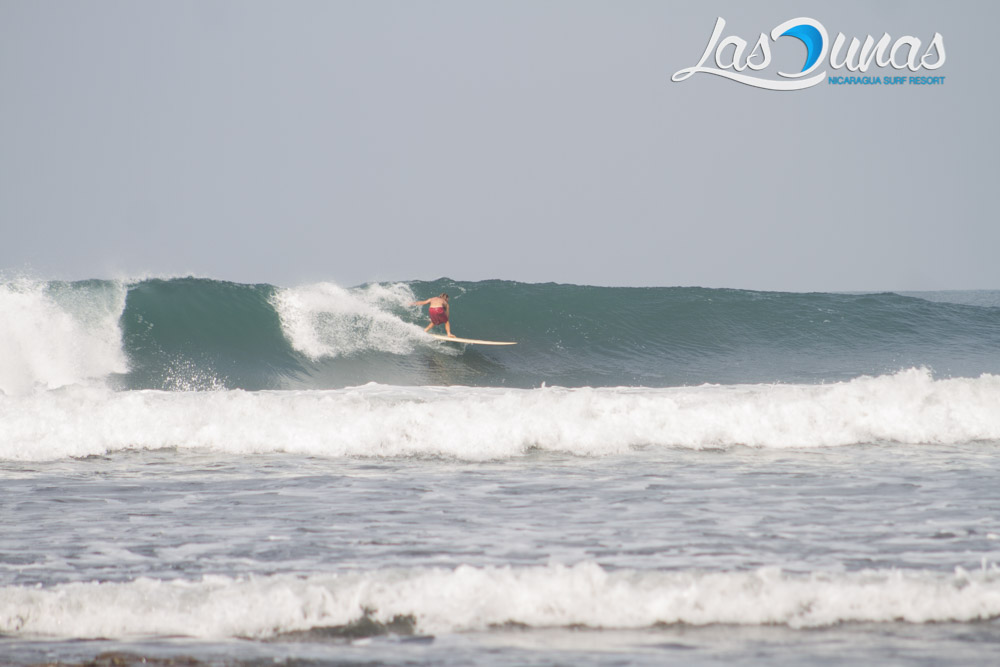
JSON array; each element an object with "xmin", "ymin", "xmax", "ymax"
[{"xmin": 440, "ymin": 293, "xmax": 449, "ymax": 300}]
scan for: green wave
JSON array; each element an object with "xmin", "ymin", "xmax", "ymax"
[{"xmin": 11, "ymin": 277, "xmax": 1000, "ymax": 391}]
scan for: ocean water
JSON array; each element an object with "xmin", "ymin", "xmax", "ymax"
[{"xmin": 2, "ymin": 277, "xmax": 1000, "ymax": 666}]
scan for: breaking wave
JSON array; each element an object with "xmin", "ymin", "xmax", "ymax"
[
  {"xmin": 3, "ymin": 276, "xmax": 1000, "ymax": 393},
  {"xmin": 4, "ymin": 562, "xmax": 1000, "ymax": 639},
  {"xmin": 2, "ymin": 369, "xmax": 998, "ymax": 462}
]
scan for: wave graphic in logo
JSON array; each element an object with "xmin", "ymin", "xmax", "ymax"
[{"xmin": 781, "ymin": 23, "xmax": 823, "ymax": 73}]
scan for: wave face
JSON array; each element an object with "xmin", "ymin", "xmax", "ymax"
[{"xmin": 2, "ymin": 277, "xmax": 1000, "ymax": 393}]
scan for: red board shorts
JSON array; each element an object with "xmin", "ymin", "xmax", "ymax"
[{"xmin": 429, "ymin": 306, "xmax": 448, "ymax": 325}]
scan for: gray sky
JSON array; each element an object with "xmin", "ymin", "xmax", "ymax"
[{"xmin": 1, "ymin": 1, "xmax": 995, "ymax": 291}]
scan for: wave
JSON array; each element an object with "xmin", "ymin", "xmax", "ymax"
[
  {"xmin": 2, "ymin": 277, "xmax": 1000, "ymax": 393},
  {"xmin": 3, "ymin": 562, "xmax": 999, "ymax": 639},
  {"xmin": 2, "ymin": 369, "xmax": 998, "ymax": 461}
]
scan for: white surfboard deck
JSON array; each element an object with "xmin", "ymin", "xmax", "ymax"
[{"xmin": 429, "ymin": 334, "xmax": 517, "ymax": 346}]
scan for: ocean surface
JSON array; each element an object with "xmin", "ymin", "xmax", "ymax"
[{"xmin": 2, "ymin": 277, "xmax": 1000, "ymax": 666}]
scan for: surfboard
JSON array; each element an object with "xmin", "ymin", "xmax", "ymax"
[{"xmin": 429, "ymin": 334, "xmax": 517, "ymax": 346}]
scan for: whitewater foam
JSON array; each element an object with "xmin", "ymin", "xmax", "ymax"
[
  {"xmin": 3, "ymin": 563, "xmax": 1000, "ymax": 639},
  {"xmin": 1, "ymin": 369, "xmax": 998, "ymax": 462},
  {"xmin": 271, "ymin": 282, "xmax": 430, "ymax": 359},
  {"xmin": 0, "ymin": 280, "xmax": 128, "ymax": 395}
]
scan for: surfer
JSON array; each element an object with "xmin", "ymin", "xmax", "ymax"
[{"xmin": 412, "ymin": 293, "xmax": 455, "ymax": 337}]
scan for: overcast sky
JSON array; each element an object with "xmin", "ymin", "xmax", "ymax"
[{"xmin": 1, "ymin": 1, "xmax": 995, "ymax": 291}]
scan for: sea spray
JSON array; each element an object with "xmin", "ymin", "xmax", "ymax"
[{"xmin": 271, "ymin": 281, "xmax": 426, "ymax": 358}]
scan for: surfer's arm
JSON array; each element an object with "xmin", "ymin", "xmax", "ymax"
[{"xmin": 411, "ymin": 299, "xmax": 430, "ymax": 306}]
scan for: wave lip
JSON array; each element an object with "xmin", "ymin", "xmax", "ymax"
[
  {"xmin": 1, "ymin": 369, "xmax": 998, "ymax": 462},
  {"xmin": 3, "ymin": 563, "xmax": 1000, "ymax": 639}
]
